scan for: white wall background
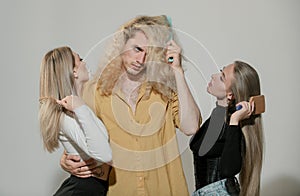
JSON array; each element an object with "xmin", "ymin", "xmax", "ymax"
[{"xmin": 0, "ymin": 0, "xmax": 299, "ymax": 195}]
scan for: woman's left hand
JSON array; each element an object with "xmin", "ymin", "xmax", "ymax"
[{"xmin": 230, "ymin": 101, "xmax": 254, "ymax": 125}]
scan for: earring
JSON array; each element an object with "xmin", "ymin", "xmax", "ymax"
[{"xmin": 73, "ymin": 71, "xmax": 78, "ymax": 79}]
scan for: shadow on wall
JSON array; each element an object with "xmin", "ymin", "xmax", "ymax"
[{"xmin": 261, "ymin": 175, "xmax": 300, "ymax": 196}]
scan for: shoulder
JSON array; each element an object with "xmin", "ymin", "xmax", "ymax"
[{"xmin": 59, "ymin": 113, "xmax": 78, "ymax": 132}]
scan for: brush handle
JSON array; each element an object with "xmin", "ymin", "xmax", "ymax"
[{"xmin": 236, "ymin": 105, "xmax": 243, "ymax": 111}]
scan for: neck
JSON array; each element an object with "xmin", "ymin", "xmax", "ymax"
[
  {"xmin": 122, "ymin": 75, "xmax": 141, "ymax": 94},
  {"xmin": 121, "ymin": 75, "xmax": 142, "ymax": 113},
  {"xmin": 74, "ymin": 82, "xmax": 83, "ymax": 97},
  {"xmin": 216, "ymin": 98, "xmax": 227, "ymax": 107},
  {"xmin": 128, "ymin": 74, "xmax": 144, "ymax": 82}
]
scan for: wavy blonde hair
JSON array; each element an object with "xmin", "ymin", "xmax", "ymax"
[
  {"xmin": 89, "ymin": 15, "xmax": 181, "ymax": 101},
  {"xmin": 228, "ymin": 61, "xmax": 264, "ymax": 196},
  {"xmin": 39, "ymin": 46, "xmax": 75, "ymax": 152}
]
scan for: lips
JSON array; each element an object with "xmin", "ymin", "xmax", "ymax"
[
  {"xmin": 208, "ymin": 81, "xmax": 212, "ymax": 87},
  {"xmin": 131, "ymin": 63, "xmax": 142, "ymax": 71}
]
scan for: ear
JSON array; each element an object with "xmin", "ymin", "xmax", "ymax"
[
  {"xmin": 73, "ymin": 69, "xmax": 78, "ymax": 79},
  {"xmin": 226, "ymin": 91, "xmax": 234, "ymax": 101}
]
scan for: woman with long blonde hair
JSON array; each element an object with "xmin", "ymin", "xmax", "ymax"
[
  {"xmin": 39, "ymin": 46, "xmax": 112, "ymax": 196},
  {"xmin": 190, "ymin": 60, "xmax": 264, "ymax": 196}
]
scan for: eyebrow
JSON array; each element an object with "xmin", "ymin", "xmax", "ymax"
[{"xmin": 76, "ymin": 53, "xmax": 83, "ymax": 60}]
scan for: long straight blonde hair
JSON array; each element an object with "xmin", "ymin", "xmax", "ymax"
[
  {"xmin": 228, "ymin": 61, "xmax": 264, "ymax": 196},
  {"xmin": 39, "ymin": 46, "xmax": 75, "ymax": 152}
]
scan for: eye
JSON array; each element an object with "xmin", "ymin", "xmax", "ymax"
[
  {"xmin": 219, "ymin": 70, "xmax": 225, "ymax": 82},
  {"xmin": 80, "ymin": 58, "xmax": 83, "ymax": 61},
  {"xmin": 134, "ymin": 46, "xmax": 143, "ymax": 52},
  {"xmin": 220, "ymin": 76, "xmax": 224, "ymax": 82}
]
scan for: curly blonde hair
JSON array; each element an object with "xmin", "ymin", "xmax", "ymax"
[{"xmin": 90, "ymin": 15, "xmax": 181, "ymax": 101}]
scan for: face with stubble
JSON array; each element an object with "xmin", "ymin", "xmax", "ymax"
[{"xmin": 121, "ymin": 31, "xmax": 148, "ymax": 79}]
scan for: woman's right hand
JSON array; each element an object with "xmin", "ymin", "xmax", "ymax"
[
  {"xmin": 230, "ymin": 101, "xmax": 254, "ymax": 125},
  {"xmin": 60, "ymin": 151, "xmax": 97, "ymax": 178},
  {"xmin": 57, "ymin": 95, "xmax": 85, "ymax": 112}
]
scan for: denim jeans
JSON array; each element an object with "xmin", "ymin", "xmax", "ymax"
[{"xmin": 192, "ymin": 179, "xmax": 230, "ymax": 196}]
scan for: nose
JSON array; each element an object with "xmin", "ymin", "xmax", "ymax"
[
  {"xmin": 136, "ymin": 51, "xmax": 146, "ymax": 64},
  {"xmin": 79, "ymin": 60, "xmax": 85, "ymax": 67}
]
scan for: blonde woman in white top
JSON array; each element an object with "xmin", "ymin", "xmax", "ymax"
[{"xmin": 39, "ymin": 46, "xmax": 112, "ymax": 196}]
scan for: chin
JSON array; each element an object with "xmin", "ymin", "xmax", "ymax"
[
  {"xmin": 206, "ymin": 87, "xmax": 211, "ymax": 94},
  {"xmin": 127, "ymin": 68, "xmax": 145, "ymax": 76},
  {"xmin": 127, "ymin": 70, "xmax": 140, "ymax": 76}
]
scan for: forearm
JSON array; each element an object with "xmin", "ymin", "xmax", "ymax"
[
  {"xmin": 220, "ymin": 125, "xmax": 243, "ymax": 177},
  {"xmin": 60, "ymin": 152, "xmax": 94, "ymax": 178},
  {"xmin": 174, "ymin": 68, "xmax": 201, "ymax": 135}
]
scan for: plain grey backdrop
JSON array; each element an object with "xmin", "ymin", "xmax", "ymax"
[{"xmin": 1, "ymin": 0, "xmax": 299, "ymax": 195}]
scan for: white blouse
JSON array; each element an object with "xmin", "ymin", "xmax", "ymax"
[{"xmin": 59, "ymin": 105, "xmax": 112, "ymax": 164}]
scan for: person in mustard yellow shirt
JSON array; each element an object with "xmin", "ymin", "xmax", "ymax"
[{"xmin": 60, "ymin": 15, "xmax": 201, "ymax": 196}]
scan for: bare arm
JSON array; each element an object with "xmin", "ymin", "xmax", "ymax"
[
  {"xmin": 166, "ymin": 40, "xmax": 201, "ymax": 135},
  {"xmin": 60, "ymin": 152, "xmax": 111, "ymax": 180},
  {"xmin": 230, "ymin": 101, "xmax": 254, "ymax": 125},
  {"xmin": 60, "ymin": 151, "xmax": 97, "ymax": 178}
]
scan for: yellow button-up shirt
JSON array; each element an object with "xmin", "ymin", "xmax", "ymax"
[{"xmin": 85, "ymin": 82, "xmax": 189, "ymax": 196}]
